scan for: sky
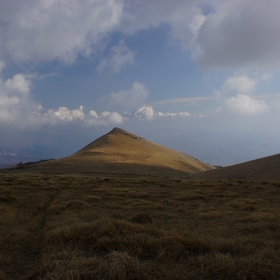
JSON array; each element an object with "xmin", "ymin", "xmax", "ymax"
[{"xmin": 1, "ymin": 0, "xmax": 280, "ymax": 166}]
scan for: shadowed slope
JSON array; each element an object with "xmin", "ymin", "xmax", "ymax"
[
  {"xmin": 22, "ymin": 127, "xmax": 214, "ymax": 177},
  {"xmin": 195, "ymin": 153, "xmax": 280, "ymax": 180}
]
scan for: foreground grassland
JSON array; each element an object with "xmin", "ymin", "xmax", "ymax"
[{"xmin": 1, "ymin": 173, "xmax": 280, "ymax": 279}]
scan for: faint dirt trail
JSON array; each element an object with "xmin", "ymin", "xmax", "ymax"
[{"xmin": 10, "ymin": 189, "xmax": 62, "ymax": 280}]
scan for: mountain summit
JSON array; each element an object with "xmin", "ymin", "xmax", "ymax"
[{"xmin": 22, "ymin": 127, "xmax": 214, "ymax": 177}]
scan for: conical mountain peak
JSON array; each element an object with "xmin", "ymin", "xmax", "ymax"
[
  {"xmin": 72, "ymin": 127, "xmax": 213, "ymax": 173},
  {"xmin": 25, "ymin": 128, "xmax": 215, "ymax": 177},
  {"xmin": 74, "ymin": 127, "xmax": 145, "ymax": 155},
  {"xmin": 108, "ymin": 127, "xmax": 144, "ymax": 139}
]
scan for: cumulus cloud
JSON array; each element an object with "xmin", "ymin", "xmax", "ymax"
[
  {"xmin": 0, "ymin": 71, "xmax": 39, "ymax": 125},
  {"xmin": 214, "ymin": 74, "xmax": 260, "ymax": 101},
  {"xmin": 97, "ymin": 40, "xmax": 136, "ymax": 73},
  {"xmin": 87, "ymin": 110, "xmax": 124, "ymax": 126},
  {"xmin": 193, "ymin": 0, "xmax": 280, "ymax": 69},
  {"xmin": 213, "ymin": 74, "xmax": 271, "ymax": 115},
  {"xmin": 122, "ymin": 0, "xmax": 280, "ymax": 70},
  {"xmin": 158, "ymin": 112, "xmax": 191, "ymax": 118},
  {"xmin": 132, "ymin": 105, "xmax": 190, "ymax": 120},
  {"xmin": 0, "ymin": 0, "xmax": 124, "ymax": 63},
  {"xmin": 223, "ymin": 75, "xmax": 257, "ymax": 93},
  {"xmin": 4, "ymin": 74, "xmax": 32, "ymax": 94},
  {"xmin": 45, "ymin": 106, "xmax": 85, "ymax": 124},
  {"xmin": 133, "ymin": 106, "xmax": 155, "ymax": 120},
  {"xmin": 0, "ymin": 72, "xmax": 191, "ymax": 127},
  {"xmin": 0, "ymin": 0, "xmax": 200, "ymax": 65},
  {"xmin": 1, "ymin": 0, "xmax": 280, "ymax": 72},
  {"xmin": 0, "ymin": 70, "xmax": 124, "ymax": 127},
  {"xmin": 225, "ymin": 94, "xmax": 268, "ymax": 115},
  {"xmin": 104, "ymin": 81, "xmax": 149, "ymax": 112},
  {"xmin": 121, "ymin": 0, "xmax": 280, "ymax": 70}
]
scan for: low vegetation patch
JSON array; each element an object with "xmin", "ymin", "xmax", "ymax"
[{"xmin": 0, "ymin": 173, "xmax": 280, "ymax": 279}]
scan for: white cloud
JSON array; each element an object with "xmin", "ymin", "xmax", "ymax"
[
  {"xmin": 133, "ymin": 106, "xmax": 155, "ymax": 120},
  {"xmin": 104, "ymin": 81, "xmax": 149, "ymax": 112},
  {"xmin": 223, "ymin": 75, "xmax": 257, "ymax": 93},
  {"xmin": 87, "ymin": 110, "xmax": 124, "ymax": 126},
  {"xmin": 89, "ymin": 110, "xmax": 99, "ymax": 118},
  {"xmin": 97, "ymin": 40, "xmax": 136, "ymax": 73},
  {"xmin": 4, "ymin": 74, "xmax": 32, "ymax": 94},
  {"xmin": 0, "ymin": 71, "xmax": 87, "ymax": 126},
  {"xmin": 0, "ymin": 72, "xmax": 38, "ymax": 125},
  {"xmin": 214, "ymin": 74, "xmax": 272, "ymax": 115},
  {"xmin": 193, "ymin": 0, "xmax": 280, "ymax": 69},
  {"xmin": 0, "ymin": 0, "xmax": 208, "ymax": 66},
  {"xmin": 1, "ymin": 0, "xmax": 280, "ymax": 72},
  {"xmin": 0, "ymin": 0, "xmax": 124, "ymax": 63},
  {"xmin": 46, "ymin": 106, "xmax": 85, "ymax": 123},
  {"xmin": 132, "ymin": 105, "xmax": 190, "ymax": 120},
  {"xmin": 0, "ymin": 71, "xmax": 191, "ymax": 127},
  {"xmin": 225, "ymin": 94, "xmax": 268, "ymax": 115},
  {"xmin": 121, "ymin": 0, "xmax": 280, "ymax": 70},
  {"xmin": 107, "ymin": 112, "xmax": 123, "ymax": 124},
  {"xmin": 157, "ymin": 112, "xmax": 191, "ymax": 118}
]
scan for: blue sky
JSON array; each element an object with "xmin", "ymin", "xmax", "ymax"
[{"xmin": 1, "ymin": 0, "xmax": 280, "ymax": 166}]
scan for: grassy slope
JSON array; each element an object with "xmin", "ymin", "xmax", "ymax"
[
  {"xmin": 21, "ymin": 128, "xmax": 214, "ymax": 177},
  {"xmin": 195, "ymin": 153, "xmax": 280, "ymax": 181},
  {"xmin": 1, "ymin": 172, "xmax": 280, "ymax": 279}
]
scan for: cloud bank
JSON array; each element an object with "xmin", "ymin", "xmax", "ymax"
[
  {"xmin": 0, "ymin": 72, "xmax": 191, "ymax": 127},
  {"xmin": 0, "ymin": 0, "xmax": 124, "ymax": 63},
  {"xmin": 1, "ymin": 0, "xmax": 280, "ymax": 71},
  {"xmin": 193, "ymin": 0, "xmax": 280, "ymax": 69}
]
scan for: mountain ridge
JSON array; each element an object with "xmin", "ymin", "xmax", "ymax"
[
  {"xmin": 13, "ymin": 127, "xmax": 214, "ymax": 177},
  {"xmin": 195, "ymin": 152, "xmax": 280, "ymax": 180}
]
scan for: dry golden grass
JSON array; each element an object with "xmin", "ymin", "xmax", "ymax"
[
  {"xmin": 1, "ymin": 173, "xmax": 280, "ymax": 279},
  {"xmin": 11, "ymin": 128, "xmax": 214, "ymax": 178},
  {"xmin": 196, "ymin": 152, "xmax": 280, "ymax": 180}
]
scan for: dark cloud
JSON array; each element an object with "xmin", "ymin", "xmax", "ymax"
[{"xmin": 194, "ymin": 0, "xmax": 280, "ymax": 69}]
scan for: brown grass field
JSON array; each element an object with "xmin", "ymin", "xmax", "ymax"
[
  {"xmin": 1, "ymin": 172, "xmax": 280, "ymax": 279},
  {"xmin": 1, "ymin": 128, "xmax": 280, "ymax": 279}
]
